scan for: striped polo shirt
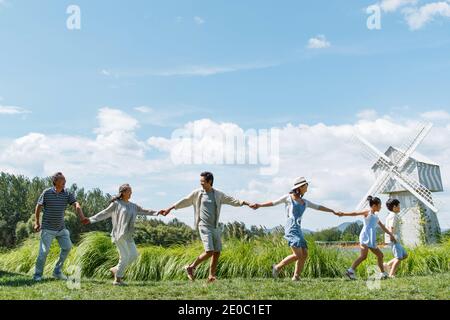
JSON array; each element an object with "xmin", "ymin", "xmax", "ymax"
[{"xmin": 37, "ymin": 187, "xmax": 77, "ymax": 231}]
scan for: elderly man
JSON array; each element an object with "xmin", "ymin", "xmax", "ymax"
[{"xmin": 33, "ymin": 172, "xmax": 87, "ymax": 281}]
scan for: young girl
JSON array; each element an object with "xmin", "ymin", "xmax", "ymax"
[
  {"xmin": 83, "ymin": 184, "xmax": 159, "ymax": 286},
  {"xmin": 384, "ymin": 198, "xmax": 408, "ymax": 278},
  {"xmin": 337, "ymin": 196, "xmax": 396, "ymax": 280},
  {"xmin": 253, "ymin": 177, "xmax": 339, "ymax": 281}
]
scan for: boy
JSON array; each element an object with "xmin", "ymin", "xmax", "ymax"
[{"xmin": 384, "ymin": 198, "xmax": 408, "ymax": 278}]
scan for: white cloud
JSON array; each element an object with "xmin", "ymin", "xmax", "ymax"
[
  {"xmin": 194, "ymin": 16, "xmax": 205, "ymax": 25},
  {"xmin": 421, "ymin": 109, "xmax": 450, "ymax": 121},
  {"xmin": 373, "ymin": 1, "xmax": 450, "ymax": 30},
  {"xmin": 357, "ymin": 109, "xmax": 378, "ymax": 120},
  {"xmin": 152, "ymin": 62, "xmax": 279, "ymax": 77},
  {"xmin": 403, "ymin": 1, "xmax": 450, "ymax": 30},
  {"xmin": 0, "ymin": 105, "xmax": 31, "ymax": 115},
  {"xmin": 307, "ymin": 35, "xmax": 331, "ymax": 49},
  {"xmin": 146, "ymin": 114, "xmax": 450, "ymax": 230},
  {"xmin": 134, "ymin": 106, "xmax": 153, "ymax": 113},
  {"xmin": 380, "ymin": 0, "xmax": 418, "ymax": 12},
  {"xmin": 0, "ymin": 108, "xmax": 449, "ymax": 230}
]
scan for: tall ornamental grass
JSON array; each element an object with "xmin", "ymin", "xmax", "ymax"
[{"xmin": 1, "ymin": 232, "xmax": 448, "ymax": 280}]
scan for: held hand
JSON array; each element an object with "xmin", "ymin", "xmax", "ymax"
[
  {"xmin": 34, "ymin": 223, "xmax": 41, "ymax": 233},
  {"xmin": 250, "ymin": 203, "xmax": 260, "ymax": 210},
  {"xmin": 157, "ymin": 210, "xmax": 166, "ymax": 216},
  {"xmin": 81, "ymin": 218, "xmax": 91, "ymax": 226}
]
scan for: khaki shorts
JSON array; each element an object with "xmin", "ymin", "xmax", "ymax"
[{"xmin": 199, "ymin": 226, "xmax": 222, "ymax": 252}]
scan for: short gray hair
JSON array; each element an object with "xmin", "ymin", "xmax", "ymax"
[{"xmin": 52, "ymin": 172, "xmax": 65, "ymax": 186}]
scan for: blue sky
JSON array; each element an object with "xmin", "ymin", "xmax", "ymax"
[{"xmin": 1, "ymin": 0, "xmax": 449, "ymax": 230}]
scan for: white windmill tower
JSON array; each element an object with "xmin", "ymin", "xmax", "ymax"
[{"xmin": 354, "ymin": 122, "xmax": 444, "ymax": 247}]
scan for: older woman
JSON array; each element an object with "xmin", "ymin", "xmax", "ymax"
[{"xmin": 84, "ymin": 184, "xmax": 159, "ymax": 286}]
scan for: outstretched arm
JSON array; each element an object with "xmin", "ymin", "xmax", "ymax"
[
  {"xmin": 136, "ymin": 205, "xmax": 158, "ymax": 217},
  {"xmin": 161, "ymin": 191, "xmax": 196, "ymax": 216},
  {"xmin": 88, "ymin": 202, "xmax": 116, "ymax": 224},
  {"xmin": 73, "ymin": 202, "xmax": 87, "ymax": 222},
  {"xmin": 337, "ymin": 210, "xmax": 370, "ymax": 217},
  {"xmin": 252, "ymin": 195, "xmax": 289, "ymax": 209}
]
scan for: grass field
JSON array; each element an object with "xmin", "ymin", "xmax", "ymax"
[
  {"xmin": 0, "ymin": 232, "xmax": 448, "ymax": 300},
  {"xmin": 0, "ymin": 270, "xmax": 449, "ymax": 300}
]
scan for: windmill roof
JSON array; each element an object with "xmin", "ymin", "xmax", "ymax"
[{"xmin": 372, "ymin": 146, "xmax": 439, "ymax": 169}]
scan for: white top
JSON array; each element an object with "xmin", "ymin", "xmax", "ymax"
[
  {"xmin": 385, "ymin": 212, "xmax": 401, "ymax": 244},
  {"xmin": 272, "ymin": 194, "xmax": 320, "ymax": 219},
  {"xmin": 89, "ymin": 200, "xmax": 157, "ymax": 242},
  {"xmin": 174, "ymin": 188, "xmax": 244, "ymax": 230}
]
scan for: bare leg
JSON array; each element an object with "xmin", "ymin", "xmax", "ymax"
[
  {"xmin": 190, "ymin": 251, "xmax": 214, "ymax": 269},
  {"xmin": 369, "ymin": 248, "xmax": 385, "ymax": 272},
  {"xmin": 209, "ymin": 251, "xmax": 221, "ymax": 279},
  {"xmin": 275, "ymin": 247, "xmax": 301, "ymax": 271},
  {"xmin": 351, "ymin": 246, "xmax": 369, "ymax": 271},
  {"xmin": 293, "ymin": 248, "xmax": 308, "ymax": 279}
]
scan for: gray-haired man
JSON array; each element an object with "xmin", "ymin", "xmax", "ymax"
[{"xmin": 33, "ymin": 172, "xmax": 87, "ymax": 281}]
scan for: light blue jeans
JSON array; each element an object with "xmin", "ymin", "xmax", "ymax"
[{"xmin": 34, "ymin": 228, "xmax": 73, "ymax": 278}]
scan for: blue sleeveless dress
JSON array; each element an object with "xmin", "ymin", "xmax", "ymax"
[
  {"xmin": 359, "ymin": 212, "xmax": 379, "ymax": 249},
  {"xmin": 284, "ymin": 197, "xmax": 308, "ymax": 249}
]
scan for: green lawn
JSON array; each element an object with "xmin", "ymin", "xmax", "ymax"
[{"xmin": 0, "ymin": 270, "xmax": 449, "ymax": 300}]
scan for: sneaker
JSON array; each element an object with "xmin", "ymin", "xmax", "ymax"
[
  {"xmin": 52, "ymin": 273, "xmax": 68, "ymax": 281},
  {"xmin": 346, "ymin": 269, "xmax": 357, "ymax": 280},
  {"xmin": 113, "ymin": 280, "xmax": 127, "ymax": 286},
  {"xmin": 33, "ymin": 275, "xmax": 43, "ymax": 282},
  {"xmin": 292, "ymin": 276, "xmax": 301, "ymax": 282},
  {"xmin": 380, "ymin": 272, "xmax": 389, "ymax": 280},
  {"xmin": 272, "ymin": 265, "xmax": 279, "ymax": 279},
  {"xmin": 388, "ymin": 275, "xmax": 396, "ymax": 279},
  {"xmin": 184, "ymin": 265, "xmax": 196, "ymax": 282}
]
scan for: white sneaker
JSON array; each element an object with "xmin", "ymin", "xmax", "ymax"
[
  {"xmin": 272, "ymin": 265, "xmax": 279, "ymax": 279},
  {"xmin": 346, "ymin": 269, "xmax": 357, "ymax": 280},
  {"xmin": 53, "ymin": 273, "xmax": 68, "ymax": 281}
]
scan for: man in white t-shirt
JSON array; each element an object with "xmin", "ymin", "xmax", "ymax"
[{"xmin": 384, "ymin": 198, "xmax": 408, "ymax": 278}]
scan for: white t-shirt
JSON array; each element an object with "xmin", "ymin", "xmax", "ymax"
[{"xmin": 385, "ymin": 212, "xmax": 401, "ymax": 244}]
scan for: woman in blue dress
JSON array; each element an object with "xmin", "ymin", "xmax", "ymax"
[
  {"xmin": 253, "ymin": 177, "xmax": 339, "ymax": 281},
  {"xmin": 337, "ymin": 196, "xmax": 397, "ymax": 280}
]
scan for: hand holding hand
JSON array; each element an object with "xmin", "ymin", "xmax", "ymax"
[
  {"xmin": 250, "ymin": 203, "xmax": 260, "ymax": 210},
  {"xmin": 82, "ymin": 218, "xmax": 91, "ymax": 225}
]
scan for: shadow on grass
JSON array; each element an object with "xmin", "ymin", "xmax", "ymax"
[{"xmin": 0, "ymin": 270, "xmax": 56, "ymax": 287}]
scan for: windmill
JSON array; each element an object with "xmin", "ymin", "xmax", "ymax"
[{"xmin": 353, "ymin": 122, "xmax": 444, "ymax": 247}]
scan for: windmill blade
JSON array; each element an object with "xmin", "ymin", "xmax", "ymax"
[
  {"xmin": 395, "ymin": 123, "xmax": 433, "ymax": 168},
  {"xmin": 356, "ymin": 170, "xmax": 392, "ymax": 211},
  {"xmin": 354, "ymin": 134, "xmax": 392, "ymax": 164},
  {"xmin": 390, "ymin": 169, "xmax": 439, "ymax": 213}
]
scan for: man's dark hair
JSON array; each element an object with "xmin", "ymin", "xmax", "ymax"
[
  {"xmin": 200, "ymin": 172, "xmax": 214, "ymax": 186},
  {"xmin": 386, "ymin": 198, "xmax": 401, "ymax": 212}
]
